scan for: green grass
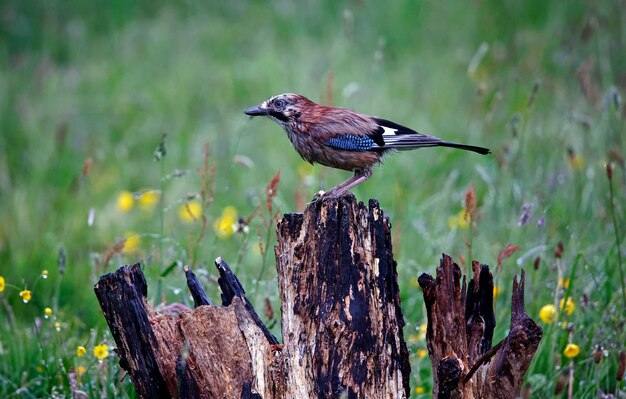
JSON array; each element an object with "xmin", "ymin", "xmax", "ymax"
[{"xmin": 1, "ymin": 0, "xmax": 625, "ymax": 397}]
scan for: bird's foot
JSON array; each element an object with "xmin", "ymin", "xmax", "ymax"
[
  {"xmin": 321, "ymin": 189, "xmax": 342, "ymax": 199},
  {"xmin": 309, "ymin": 188, "xmax": 351, "ymax": 203},
  {"xmin": 314, "ymin": 190, "xmax": 327, "ymax": 199},
  {"xmin": 306, "ymin": 190, "xmax": 325, "ymax": 205}
]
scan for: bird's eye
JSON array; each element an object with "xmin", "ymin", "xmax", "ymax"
[{"xmin": 274, "ymin": 99, "xmax": 287, "ymax": 108}]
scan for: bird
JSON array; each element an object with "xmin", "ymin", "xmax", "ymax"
[{"xmin": 244, "ymin": 93, "xmax": 490, "ymax": 197}]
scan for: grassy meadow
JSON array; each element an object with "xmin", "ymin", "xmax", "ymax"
[{"xmin": 1, "ymin": 0, "xmax": 625, "ymax": 397}]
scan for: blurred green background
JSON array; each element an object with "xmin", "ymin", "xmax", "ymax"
[{"xmin": 1, "ymin": 0, "xmax": 625, "ymax": 397}]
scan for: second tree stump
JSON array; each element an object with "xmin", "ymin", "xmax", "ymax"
[{"xmin": 419, "ymin": 255, "xmax": 543, "ymax": 398}]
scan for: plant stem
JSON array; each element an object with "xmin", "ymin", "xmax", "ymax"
[
  {"xmin": 567, "ymin": 329, "xmax": 574, "ymax": 399},
  {"xmin": 594, "ymin": 364, "xmax": 600, "ymax": 398},
  {"xmin": 159, "ymin": 156, "xmax": 165, "ymax": 274},
  {"xmin": 553, "ymin": 258, "xmax": 562, "ymax": 313},
  {"xmin": 608, "ymin": 175, "xmax": 626, "ymax": 309},
  {"xmin": 255, "ymin": 222, "xmax": 273, "ymax": 302},
  {"xmin": 467, "ymin": 214, "xmax": 473, "ymax": 275}
]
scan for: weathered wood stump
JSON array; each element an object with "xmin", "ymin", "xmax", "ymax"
[
  {"xmin": 94, "ymin": 195, "xmax": 411, "ymax": 398},
  {"xmin": 94, "ymin": 261, "xmax": 277, "ymax": 398},
  {"xmin": 274, "ymin": 196, "xmax": 411, "ymax": 397},
  {"xmin": 418, "ymin": 255, "xmax": 543, "ymax": 398}
]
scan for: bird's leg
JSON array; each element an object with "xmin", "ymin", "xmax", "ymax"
[{"xmin": 323, "ymin": 167, "xmax": 373, "ymax": 198}]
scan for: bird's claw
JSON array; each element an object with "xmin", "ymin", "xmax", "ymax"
[
  {"xmin": 314, "ymin": 190, "xmax": 326, "ymax": 199},
  {"xmin": 307, "ymin": 190, "xmax": 326, "ymax": 205},
  {"xmin": 308, "ymin": 189, "xmax": 349, "ymax": 204}
]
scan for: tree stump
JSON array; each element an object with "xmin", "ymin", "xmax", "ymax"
[
  {"xmin": 418, "ymin": 255, "xmax": 543, "ymax": 398},
  {"xmin": 94, "ymin": 195, "xmax": 411, "ymax": 398},
  {"xmin": 94, "ymin": 261, "xmax": 275, "ymax": 398},
  {"xmin": 274, "ymin": 195, "xmax": 411, "ymax": 398}
]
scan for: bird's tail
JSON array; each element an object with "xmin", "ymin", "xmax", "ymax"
[{"xmin": 437, "ymin": 141, "xmax": 491, "ymax": 155}]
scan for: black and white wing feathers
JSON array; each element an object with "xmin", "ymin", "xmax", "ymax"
[
  {"xmin": 368, "ymin": 118, "xmax": 491, "ymax": 155},
  {"xmin": 323, "ymin": 117, "xmax": 490, "ymax": 155},
  {"xmin": 368, "ymin": 118, "xmax": 444, "ymax": 150}
]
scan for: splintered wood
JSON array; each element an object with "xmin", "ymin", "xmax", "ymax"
[{"xmin": 418, "ymin": 255, "xmax": 542, "ymax": 398}]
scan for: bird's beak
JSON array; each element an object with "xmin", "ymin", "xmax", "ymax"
[{"xmin": 244, "ymin": 104, "xmax": 269, "ymax": 116}]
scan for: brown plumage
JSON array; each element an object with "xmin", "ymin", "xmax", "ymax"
[{"xmin": 245, "ymin": 93, "xmax": 490, "ymax": 196}]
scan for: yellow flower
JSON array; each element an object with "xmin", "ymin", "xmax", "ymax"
[
  {"xmin": 568, "ymin": 154, "xmax": 585, "ymax": 171},
  {"xmin": 418, "ymin": 322, "xmax": 428, "ymax": 340},
  {"xmin": 137, "ymin": 190, "xmax": 159, "ymax": 211},
  {"xmin": 77, "ymin": 346, "xmax": 86, "ymax": 357},
  {"xmin": 19, "ymin": 290, "xmax": 32, "ymax": 303},
  {"xmin": 558, "ymin": 278, "xmax": 570, "ymax": 289},
  {"xmin": 54, "ymin": 322, "xmax": 62, "ymax": 331},
  {"xmin": 0, "ymin": 276, "xmax": 4, "ymax": 293},
  {"xmin": 116, "ymin": 191, "xmax": 134, "ymax": 212},
  {"xmin": 448, "ymin": 209, "xmax": 470, "ymax": 230},
  {"xmin": 123, "ymin": 233, "xmax": 141, "ymax": 254},
  {"xmin": 539, "ymin": 304, "xmax": 557, "ymax": 324},
  {"xmin": 415, "ymin": 386, "xmax": 425, "ymax": 394},
  {"xmin": 93, "ymin": 344, "xmax": 109, "ymax": 361},
  {"xmin": 493, "ymin": 285, "xmax": 499, "ymax": 298},
  {"xmin": 44, "ymin": 307, "xmax": 53, "ymax": 318},
  {"xmin": 76, "ymin": 366, "xmax": 86, "ymax": 376},
  {"xmin": 179, "ymin": 200, "xmax": 202, "ymax": 223},
  {"xmin": 213, "ymin": 206, "xmax": 237, "ymax": 239},
  {"xmin": 410, "ymin": 277, "xmax": 419, "ymax": 288},
  {"xmin": 417, "ymin": 349, "xmax": 428, "ymax": 358},
  {"xmin": 559, "ymin": 297, "xmax": 575, "ymax": 315},
  {"xmin": 41, "ymin": 270, "xmax": 49, "ymax": 279},
  {"xmin": 564, "ymin": 343, "xmax": 580, "ymax": 358}
]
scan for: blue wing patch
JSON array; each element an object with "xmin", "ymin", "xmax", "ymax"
[{"xmin": 326, "ymin": 135, "xmax": 377, "ymax": 151}]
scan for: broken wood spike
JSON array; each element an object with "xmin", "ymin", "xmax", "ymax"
[
  {"xmin": 214, "ymin": 257, "xmax": 279, "ymax": 345},
  {"xmin": 465, "ymin": 261, "xmax": 496, "ymax": 357},
  {"xmin": 418, "ymin": 254, "xmax": 542, "ymax": 398},
  {"xmin": 215, "ymin": 256, "xmax": 246, "ymax": 306},
  {"xmin": 184, "ymin": 265, "xmax": 211, "ymax": 307},
  {"xmin": 94, "ymin": 264, "xmax": 170, "ymax": 399}
]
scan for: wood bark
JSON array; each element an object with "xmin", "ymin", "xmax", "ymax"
[
  {"xmin": 418, "ymin": 255, "xmax": 543, "ymax": 399},
  {"xmin": 273, "ymin": 195, "xmax": 411, "ymax": 398},
  {"xmin": 94, "ymin": 195, "xmax": 410, "ymax": 398}
]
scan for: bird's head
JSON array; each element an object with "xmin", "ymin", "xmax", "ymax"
[{"xmin": 244, "ymin": 93, "xmax": 312, "ymax": 125}]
